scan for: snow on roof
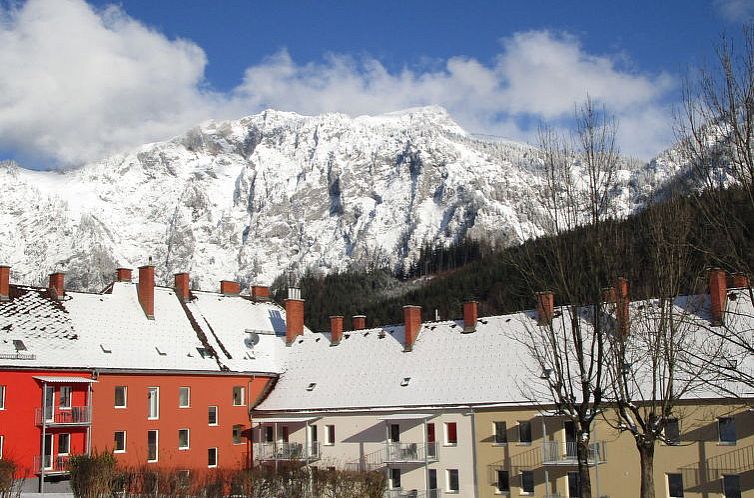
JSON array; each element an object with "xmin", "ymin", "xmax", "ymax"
[{"xmin": 0, "ymin": 282, "xmax": 289, "ymax": 374}]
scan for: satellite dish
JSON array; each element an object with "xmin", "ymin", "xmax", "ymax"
[{"xmin": 244, "ymin": 331, "xmax": 260, "ymax": 348}]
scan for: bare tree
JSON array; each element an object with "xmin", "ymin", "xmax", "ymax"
[{"xmin": 511, "ymin": 97, "xmax": 622, "ymax": 498}]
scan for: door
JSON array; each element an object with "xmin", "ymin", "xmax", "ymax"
[
  {"xmin": 427, "ymin": 423, "xmax": 436, "ymax": 458},
  {"xmin": 43, "ymin": 385, "xmax": 55, "ymax": 422},
  {"xmin": 428, "ymin": 469, "xmax": 438, "ymax": 498},
  {"xmin": 390, "ymin": 424, "xmax": 400, "ymax": 443},
  {"xmin": 564, "ymin": 421, "xmax": 577, "ymax": 458},
  {"xmin": 281, "ymin": 426, "xmax": 289, "ymax": 443},
  {"xmin": 42, "ymin": 434, "xmax": 53, "ymax": 469},
  {"xmin": 568, "ymin": 471, "xmax": 580, "ymax": 497}
]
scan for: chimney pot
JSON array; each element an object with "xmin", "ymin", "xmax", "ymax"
[
  {"xmin": 0, "ymin": 266, "xmax": 10, "ymax": 302},
  {"xmin": 709, "ymin": 268, "xmax": 727, "ymax": 326},
  {"xmin": 115, "ymin": 268, "xmax": 132, "ymax": 282},
  {"xmin": 536, "ymin": 291, "xmax": 555, "ymax": 326},
  {"xmin": 49, "ymin": 272, "xmax": 65, "ymax": 300},
  {"xmin": 174, "ymin": 273, "xmax": 190, "ymax": 302},
  {"xmin": 251, "ymin": 285, "xmax": 270, "ymax": 301},
  {"xmin": 220, "ymin": 280, "xmax": 241, "ymax": 295},
  {"xmin": 352, "ymin": 315, "xmax": 366, "ymax": 330},
  {"xmin": 329, "ymin": 316, "xmax": 344, "ymax": 345},
  {"xmin": 138, "ymin": 265, "xmax": 155, "ymax": 320},
  {"xmin": 462, "ymin": 301, "xmax": 478, "ymax": 333},
  {"xmin": 403, "ymin": 305, "xmax": 422, "ymax": 351},
  {"xmin": 285, "ymin": 297, "xmax": 305, "ymax": 345},
  {"xmin": 732, "ymin": 272, "xmax": 750, "ymax": 289}
]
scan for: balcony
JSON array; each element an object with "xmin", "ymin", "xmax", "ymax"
[
  {"xmin": 541, "ymin": 441, "xmax": 606, "ymax": 466},
  {"xmin": 385, "ymin": 490, "xmax": 441, "ymax": 498},
  {"xmin": 253, "ymin": 442, "xmax": 321, "ymax": 462},
  {"xmin": 35, "ymin": 406, "xmax": 92, "ymax": 426},
  {"xmin": 384, "ymin": 442, "xmax": 439, "ymax": 464},
  {"xmin": 33, "ymin": 455, "xmax": 71, "ymax": 475}
]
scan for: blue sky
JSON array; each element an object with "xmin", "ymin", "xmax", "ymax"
[{"xmin": 0, "ymin": 0, "xmax": 751, "ymax": 168}]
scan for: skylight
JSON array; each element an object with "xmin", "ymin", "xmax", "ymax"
[
  {"xmin": 306, "ymin": 382, "xmax": 317, "ymax": 391},
  {"xmin": 155, "ymin": 347, "xmax": 167, "ymax": 356},
  {"xmin": 196, "ymin": 347, "xmax": 209, "ymax": 358},
  {"xmin": 100, "ymin": 344, "xmax": 112, "ymax": 354},
  {"xmin": 401, "ymin": 377, "xmax": 411, "ymax": 387},
  {"xmin": 12, "ymin": 339, "xmax": 26, "ymax": 351}
]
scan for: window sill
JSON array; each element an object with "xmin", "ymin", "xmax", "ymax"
[
  {"xmin": 445, "ymin": 491, "xmax": 459, "ymax": 495},
  {"xmin": 208, "ymin": 423, "xmax": 218, "ymax": 427},
  {"xmin": 491, "ymin": 442, "xmax": 508, "ymax": 447},
  {"xmin": 179, "ymin": 448, "xmax": 190, "ymax": 451},
  {"xmin": 323, "ymin": 443, "xmax": 335, "ymax": 447},
  {"xmin": 114, "ymin": 450, "xmax": 126, "ymax": 454},
  {"xmin": 147, "ymin": 460, "xmax": 158, "ymax": 464},
  {"xmin": 147, "ymin": 417, "xmax": 159, "ymax": 421},
  {"xmin": 443, "ymin": 443, "xmax": 458, "ymax": 447},
  {"xmin": 59, "ymin": 407, "xmax": 72, "ymax": 411},
  {"xmin": 516, "ymin": 442, "xmax": 532, "ymax": 446},
  {"xmin": 179, "ymin": 406, "xmax": 190, "ymax": 409},
  {"xmin": 208, "ymin": 465, "xmax": 217, "ymax": 469},
  {"xmin": 114, "ymin": 406, "xmax": 127, "ymax": 409},
  {"xmin": 718, "ymin": 441, "xmax": 737, "ymax": 446}
]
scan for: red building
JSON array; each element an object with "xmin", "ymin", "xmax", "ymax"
[{"xmin": 0, "ymin": 265, "xmax": 285, "ymax": 491}]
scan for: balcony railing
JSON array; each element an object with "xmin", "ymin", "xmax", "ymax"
[
  {"xmin": 386, "ymin": 490, "xmax": 441, "ymax": 498},
  {"xmin": 253, "ymin": 442, "xmax": 321, "ymax": 462},
  {"xmin": 35, "ymin": 406, "xmax": 92, "ymax": 426},
  {"xmin": 33, "ymin": 454, "xmax": 71, "ymax": 474},
  {"xmin": 541, "ymin": 441, "xmax": 606, "ymax": 465},
  {"xmin": 384, "ymin": 442, "xmax": 439, "ymax": 463}
]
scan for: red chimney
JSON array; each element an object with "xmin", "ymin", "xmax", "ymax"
[
  {"xmin": 174, "ymin": 273, "xmax": 190, "ymax": 302},
  {"xmin": 463, "ymin": 300, "xmax": 478, "ymax": 333},
  {"xmin": 616, "ymin": 277, "xmax": 630, "ymax": 335},
  {"xmin": 536, "ymin": 291, "xmax": 554, "ymax": 326},
  {"xmin": 138, "ymin": 265, "xmax": 155, "ymax": 320},
  {"xmin": 220, "ymin": 280, "xmax": 241, "ymax": 295},
  {"xmin": 352, "ymin": 315, "xmax": 366, "ymax": 330},
  {"xmin": 403, "ymin": 305, "xmax": 422, "ymax": 351},
  {"xmin": 115, "ymin": 268, "xmax": 132, "ymax": 282},
  {"xmin": 732, "ymin": 272, "xmax": 750, "ymax": 289},
  {"xmin": 0, "ymin": 266, "xmax": 10, "ymax": 302},
  {"xmin": 330, "ymin": 316, "xmax": 344, "ymax": 345},
  {"xmin": 49, "ymin": 273, "xmax": 65, "ymax": 300},
  {"xmin": 709, "ymin": 268, "xmax": 727, "ymax": 326},
  {"xmin": 285, "ymin": 297, "xmax": 305, "ymax": 345},
  {"xmin": 251, "ymin": 285, "xmax": 270, "ymax": 300}
]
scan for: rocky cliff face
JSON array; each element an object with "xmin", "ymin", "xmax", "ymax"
[{"xmin": 0, "ymin": 106, "xmax": 682, "ymax": 291}]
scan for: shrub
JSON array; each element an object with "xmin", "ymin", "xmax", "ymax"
[{"xmin": 68, "ymin": 452, "xmax": 117, "ymax": 498}]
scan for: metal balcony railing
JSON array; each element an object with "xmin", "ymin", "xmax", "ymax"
[
  {"xmin": 35, "ymin": 406, "xmax": 92, "ymax": 426},
  {"xmin": 385, "ymin": 442, "xmax": 439, "ymax": 463},
  {"xmin": 253, "ymin": 442, "xmax": 321, "ymax": 462},
  {"xmin": 33, "ymin": 454, "xmax": 71, "ymax": 474},
  {"xmin": 541, "ymin": 441, "xmax": 606, "ymax": 465},
  {"xmin": 386, "ymin": 490, "xmax": 441, "ymax": 498}
]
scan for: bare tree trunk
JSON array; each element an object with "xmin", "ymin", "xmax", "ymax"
[
  {"xmin": 577, "ymin": 438, "xmax": 593, "ymax": 498},
  {"xmin": 638, "ymin": 441, "xmax": 655, "ymax": 498}
]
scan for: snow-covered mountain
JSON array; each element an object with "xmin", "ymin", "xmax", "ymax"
[{"xmin": 0, "ymin": 106, "xmax": 682, "ymax": 292}]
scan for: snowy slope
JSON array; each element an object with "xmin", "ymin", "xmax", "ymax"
[{"xmin": 0, "ymin": 106, "xmax": 682, "ymax": 291}]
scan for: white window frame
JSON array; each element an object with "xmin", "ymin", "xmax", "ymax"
[
  {"xmin": 179, "ymin": 387, "xmax": 190, "ymax": 408},
  {"xmin": 232, "ymin": 425, "xmax": 244, "ymax": 445},
  {"xmin": 147, "ymin": 430, "xmax": 159, "ymax": 463},
  {"xmin": 114, "ymin": 386, "xmax": 127, "ymax": 408},
  {"xmin": 495, "ymin": 469, "xmax": 510, "ymax": 494},
  {"xmin": 444, "ymin": 422, "xmax": 458, "ymax": 446},
  {"xmin": 114, "ymin": 431, "xmax": 126, "ymax": 453},
  {"xmin": 446, "ymin": 468, "xmax": 460, "ymax": 494},
  {"xmin": 232, "ymin": 386, "xmax": 245, "ymax": 406},
  {"xmin": 0, "ymin": 435, "xmax": 4, "ymax": 459},
  {"xmin": 324, "ymin": 425, "xmax": 336, "ymax": 446},
  {"xmin": 389, "ymin": 468, "xmax": 402, "ymax": 490},
  {"xmin": 178, "ymin": 428, "xmax": 190, "ymax": 450},
  {"xmin": 517, "ymin": 421, "xmax": 532, "ymax": 445},
  {"xmin": 147, "ymin": 387, "xmax": 159, "ymax": 420},
  {"xmin": 0, "ymin": 385, "xmax": 5, "ymax": 410},
  {"xmin": 57, "ymin": 433, "xmax": 71, "ymax": 455},
  {"xmin": 520, "ymin": 470, "xmax": 534, "ymax": 495},
  {"xmin": 208, "ymin": 406, "xmax": 219, "ymax": 426},
  {"xmin": 59, "ymin": 386, "xmax": 72, "ymax": 410},
  {"xmin": 208, "ymin": 447, "xmax": 218, "ymax": 468}
]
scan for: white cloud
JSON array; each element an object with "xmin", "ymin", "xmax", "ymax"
[
  {"xmin": 0, "ymin": 0, "xmax": 677, "ymax": 165},
  {"xmin": 714, "ymin": 0, "xmax": 754, "ymax": 22}
]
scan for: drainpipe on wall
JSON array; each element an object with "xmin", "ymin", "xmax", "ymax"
[
  {"xmin": 541, "ymin": 415, "xmax": 550, "ymax": 495},
  {"xmin": 467, "ymin": 406, "xmax": 479, "ymax": 498},
  {"xmin": 423, "ymin": 417, "xmax": 429, "ymax": 496}
]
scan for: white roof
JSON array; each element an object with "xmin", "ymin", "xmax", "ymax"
[
  {"xmin": 253, "ymin": 416, "xmax": 320, "ymax": 423},
  {"xmin": 377, "ymin": 413, "xmax": 435, "ymax": 420},
  {"xmin": 33, "ymin": 376, "xmax": 97, "ymax": 383}
]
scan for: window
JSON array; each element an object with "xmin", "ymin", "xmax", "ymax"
[
  {"xmin": 208, "ymin": 406, "xmax": 218, "ymax": 425},
  {"xmin": 665, "ymin": 418, "xmax": 680, "ymax": 445},
  {"xmin": 496, "ymin": 470, "xmax": 510, "ymax": 493},
  {"xmin": 232, "ymin": 386, "xmax": 245, "ymax": 406},
  {"xmin": 667, "ymin": 473, "xmax": 684, "ymax": 498},
  {"xmin": 59, "ymin": 386, "xmax": 72, "ymax": 409},
  {"xmin": 325, "ymin": 425, "xmax": 335, "ymax": 445},
  {"xmin": 389, "ymin": 468, "xmax": 401, "ymax": 489},
  {"xmin": 178, "ymin": 429, "xmax": 190, "ymax": 450},
  {"xmin": 494, "ymin": 421, "xmax": 507, "ymax": 444},
  {"xmin": 0, "ymin": 385, "xmax": 5, "ymax": 409},
  {"xmin": 445, "ymin": 422, "xmax": 458, "ymax": 445},
  {"xmin": 147, "ymin": 387, "xmax": 159, "ymax": 419},
  {"xmin": 280, "ymin": 426, "xmax": 290, "ymax": 443},
  {"xmin": 179, "ymin": 387, "xmax": 190, "ymax": 408},
  {"xmin": 568, "ymin": 471, "xmax": 580, "ymax": 497},
  {"xmin": 0, "ymin": 435, "xmax": 3, "ymax": 459},
  {"xmin": 114, "ymin": 431, "xmax": 126, "ymax": 453},
  {"xmin": 58, "ymin": 433, "xmax": 70, "ymax": 455},
  {"xmin": 446, "ymin": 469, "xmax": 459, "ymax": 493},
  {"xmin": 208, "ymin": 447, "xmax": 218, "ymax": 468},
  {"xmin": 389, "ymin": 424, "xmax": 400, "ymax": 443},
  {"xmin": 719, "ymin": 417, "xmax": 737, "ymax": 444},
  {"xmin": 233, "ymin": 425, "xmax": 244, "ymax": 445},
  {"xmin": 428, "ymin": 469, "xmax": 438, "ymax": 493},
  {"xmin": 723, "ymin": 475, "xmax": 741, "ymax": 498},
  {"xmin": 264, "ymin": 426, "xmax": 273, "ymax": 443},
  {"xmin": 518, "ymin": 421, "xmax": 532, "ymax": 444},
  {"xmin": 520, "ymin": 470, "xmax": 534, "ymax": 494},
  {"xmin": 147, "ymin": 430, "xmax": 158, "ymax": 462},
  {"xmin": 114, "ymin": 386, "xmax": 127, "ymax": 408}
]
